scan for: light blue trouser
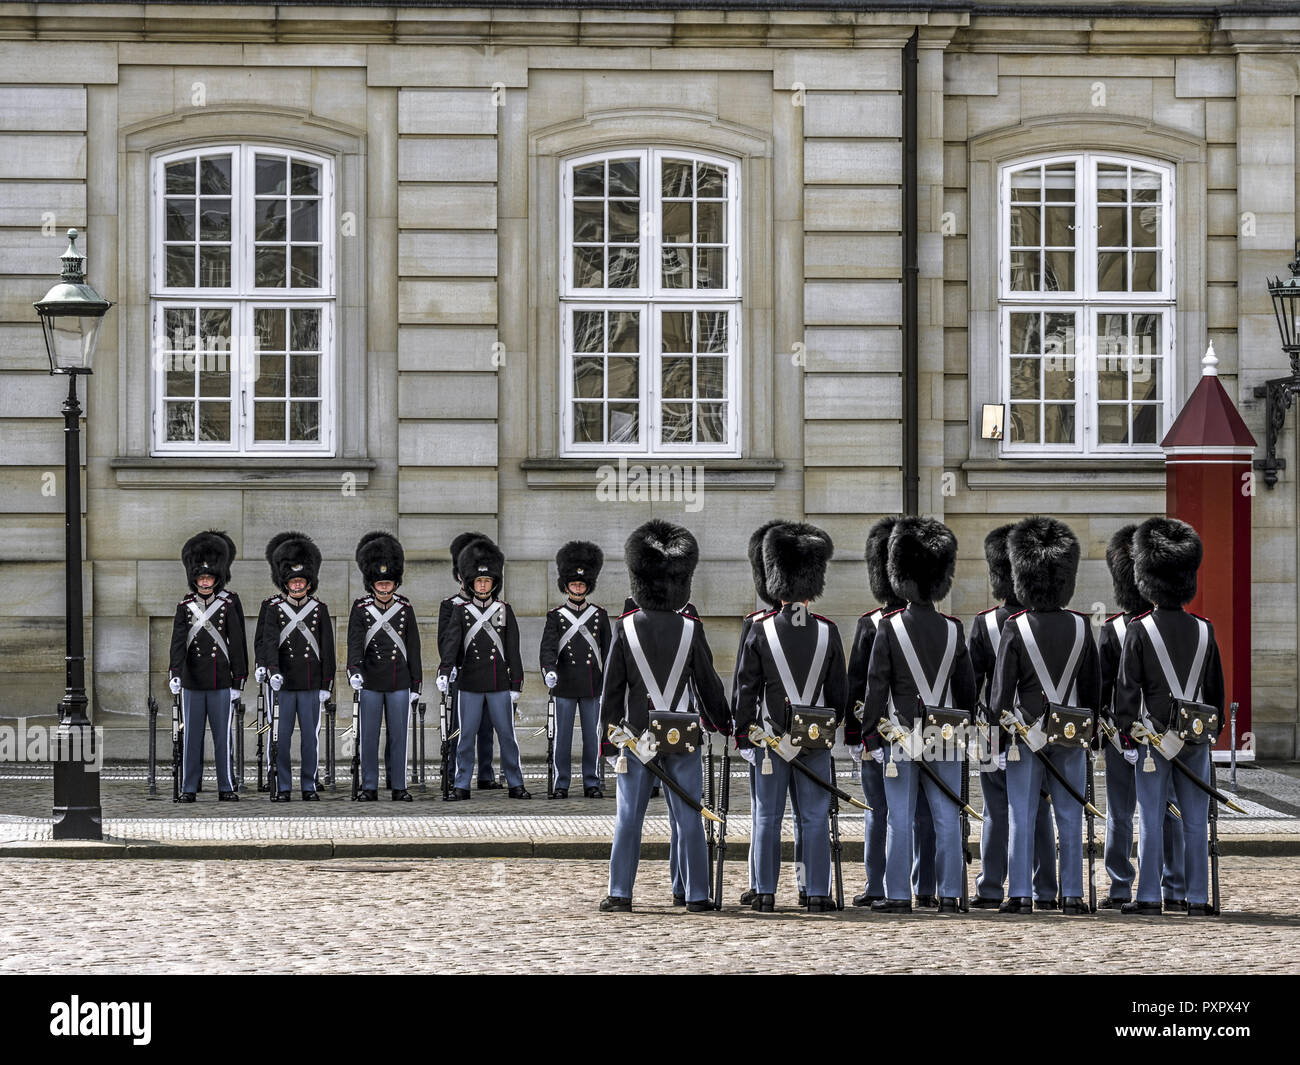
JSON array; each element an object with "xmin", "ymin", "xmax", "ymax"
[
  {"xmin": 861, "ymin": 756, "xmax": 937, "ymax": 898},
  {"xmin": 753, "ymin": 749, "xmax": 832, "ymax": 897},
  {"xmin": 883, "ymin": 749, "xmax": 963, "ymax": 901},
  {"xmin": 1135, "ymin": 743, "xmax": 1211, "ymax": 905},
  {"xmin": 975, "ymin": 762, "xmax": 1059, "ymax": 901},
  {"xmin": 1104, "ymin": 748, "xmax": 1186, "ymax": 900},
  {"xmin": 609, "ymin": 751, "xmax": 708, "ymax": 903},
  {"xmin": 553, "ymin": 696, "xmax": 601, "ymax": 791},
  {"xmin": 745, "ymin": 759, "xmax": 812, "ymax": 891},
  {"xmin": 182, "ymin": 688, "xmax": 233, "ymax": 794},
  {"xmin": 1008, "ymin": 745, "xmax": 1086, "ymax": 899},
  {"xmin": 360, "ymin": 689, "xmax": 408, "ymax": 792},
  {"xmin": 454, "ymin": 690, "xmax": 523, "ymax": 791},
  {"xmin": 449, "ymin": 686, "xmax": 497, "ymax": 782},
  {"xmin": 273, "ymin": 689, "xmax": 321, "ymax": 793}
]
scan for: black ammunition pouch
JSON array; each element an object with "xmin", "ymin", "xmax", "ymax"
[
  {"xmin": 648, "ymin": 711, "xmax": 700, "ymax": 756},
  {"xmin": 1044, "ymin": 702, "xmax": 1094, "ymax": 749},
  {"xmin": 788, "ymin": 704, "xmax": 837, "ymax": 751},
  {"xmin": 1174, "ymin": 698, "xmax": 1219, "ymax": 745}
]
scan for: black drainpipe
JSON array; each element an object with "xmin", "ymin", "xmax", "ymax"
[{"xmin": 902, "ymin": 29, "xmax": 920, "ymax": 517}]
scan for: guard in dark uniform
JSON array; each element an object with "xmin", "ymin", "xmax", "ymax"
[
  {"xmin": 168, "ymin": 530, "xmax": 248, "ymax": 802},
  {"xmin": 863, "ymin": 517, "xmax": 976, "ymax": 914},
  {"xmin": 735, "ymin": 519, "xmax": 785, "ymax": 907},
  {"xmin": 437, "ymin": 537, "xmax": 529, "ymax": 799},
  {"xmin": 734, "ymin": 523, "xmax": 847, "ymax": 912},
  {"xmin": 968, "ymin": 522, "xmax": 1060, "ymax": 909},
  {"xmin": 990, "ymin": 516, "xmax": 1100, "ymax": 915},
  {"xmin": 346, "ymin": 531, "xmax": 420, "ymax": 801},
  {"xmin": 439, "ymin": 532, "xmax": 498, "ymax": 789},
  {"xmin": 540, "ymin": 540, "xmax": 612, "ymax": 798},
  {"xmin": 1098, "ymin": 524, "xmax": 1185, "ymax": 909},
  {"xmin": 255, "ymin": 531, "xmax": 335, "ymax": 801},
  {"xmin": 600, "ymin": 520, "xmax": 729, "ymax": 913},
  {"xmin": 1115, "ymin": 517, "xmax": 1225, "ymax": 916},
  {"xmin": 845, "ymin": 515, "xmax": 938, "ymax": 908}
]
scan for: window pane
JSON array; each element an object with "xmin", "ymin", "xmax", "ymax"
[
  {"xmin": 291, "ymin": 161, "xmax": 320, "ymax": 196},
  {"xmin": 254, "ymin": 401, "xmax": 285, "ymax": 442},
  {"xmin": 661, "ymin": 247, "xmax": 691, "ymax": 288},
  {"xmin": 1097, "ymin": 164, "xmax": 1127, "ymax": 202},
  {"xmin": 607, "ymin": 160, "xmax": 639, "ymax": 197},
  {"xmin": 1132, "ymin": 360, "xmax": 1160, "ymax": 401},
  {"xmin": 1009, "ymin": 251, "xmax": 1040, "ymax": 292},
  {"xmin": 608, "ymin": 403, "xmax": 639, "ymax": 443},
  {"xmin": 698, "ymin": 311, "xmax": 728, "ymax": 352},
  {"xmin": 1132, "ymin": 314, "xmax": 1161, "ymax": 358},
  {"xmin": 1098, "ymin": 366, "xmax": 1127, "ymax": 401},
  {"xmin": 1044, "ymin": 314, "xmax": 1075, "ymax": 354},
  {"xmin": 256, "ymin": 354, "xmax": 286, "ymax": 398},
  {"xmin": 1131, "ymin": 205, "xmax": 1158, "ymax": 248},
  {"xmin": 1010, "ymin": 166, "xmax": 1040, "ymax": 202},
  {"xmin": 165, "ymin": 364, "xmax": 193, "ymax": 397},
  {"xmin": 607, "ymin": 247, "xmax": 639, "ymax": 288},
  {"xmin": 164, "ymin": 307, "xmax": 194, "ymax": 347},
  {"xmin": 661, "ymin": 311, "xmax": 692, "ymax": 353},
  {"xmin": 290, "ymin": 355, "xmax": 319, "ymax": 397},
  {"xmin": 573, "ymin": 311, "xmax": 603, "ymax": 353},
  {"xmin": 1043, "ymin": 164, "xmax": 1074, "ymax": 202},
  {"xmin": 608, "ymin": 310, "xmax": 639, "ymax": 352},
  {"xmin": 1009, "ymin": 357, "xmax": 1040, "ymax": 400},
  {"xmin": 165, "ymin": 160, "xmax": 195, "ymax": 196},
  {"xmin": 662, "ymin": 160, "xmax": 693, "ymax": 198},
  {"xmin": 1043, "ymin": 404, "xmax": 1075, "ymax": 444},
  {"xmin": 662, "ymin": 202, "xmax": 692, "ymax": 244},
  {"xmin": 255, "ymin": 308, "xmax": 286, "ymax": 352},
  {"xmin": 1132, "ymin": 405, "xmax": 1159, "ymax": 444},
  {"xmin": 1098, "ymin": 206, "xmax": 1127, "ymax": 247},
  {"xmin": 1043, "ymin": 357, "xmax": 1074, "ymax": 400},
  {"xmin": 198, "ymin": 401, "xmax": 231, "ymax": 442},
  {"xmin": 199, "ymin": 156, "xmax": 232, "ymax": 195},
  {"xmin": 573, "ymin": 358, "xmax": 603, "ymax": 398},
  {"xmin": 257, "ymin": 200, "xmax": 287, "ymax": 242},
  {"xmin": 166, "ymin": 246, "xmax": 195, "ymax": 288},
  {"xmin": 661, "ymin": 402, "xmax": 692, "ymax": 443},
  {"xmin": 166, "ymin": 401, "xmax": 195, "ymax": 442},
  {"xmin": 1009, "ymin": 313, "xmax": 1040, "ymax": 354},
  {"xmin": 291, "ymin": 246, "xmax": 320, "ymax": 287},
  {"xmin": 199, "ymin": 247, "xmax": 230, "ymax": 288},
  {"xmin": 1044, "ymin": 206, "xmax": 1074, "ymax": 247},
  {"xmin": 289, "ymin": 402, "xmax": 319, "ymax": 441},
  {"xmin": 573, "ymin": 200, "xmax": 605, "ymax": 243},
  {"xmin": 1098, "ymin": 404, "xmax": 1128, "ymax": 444},
  {"xmin": 696, "ymin": 248, "xmax": 726, "ymax": 289},
  {"xmin": 573, "ymin": 163, "xmax": 604, "ymax": 197},
  {"xmin": 696, "ymin": 202, "xmax": 725, "ymax": 244},
  {"xmin": 201, "ymin": 308, "xmax": 231, "ymax": 343},
  {"xmin": 573, "ymin": 402, "xmax": 603, "ymax": 442},
  {"xmin": 1043, "ymin": 251, "xmax": 1073, "ymax": 292},
  {"xmin": 697, "ymin": 357, "xmax": 726, "ymax": 399},
  {"xmin": 291, "ymin": 308, "xmax": 321, "ymax": 351},
  {"xmin": 199, "ymin": 198, "xmax": 230, "ymax": 241},
  {"xmin": 662, "ymin": 357, "xmax": 692, "ymax": 399},
  {"xmin": 256, "ymin": 247, "xmax": 286, "ymax": 287},
  {"xmin": 198, "ymin": 365, "xmax": 231, "ymax": 399},
  {"xmin": 1132, "ymin": 170, "xmax": 1161, "ymax": 202},
  {"xmin": 1097, "ymin": 251, "xmax": 1127, "ymax": 291},
  {"xmin": 696, "ymin": 164, "xmax": 726, "ymax": 198},
  {"xmin": 1010, "ymin": 205, "xmax": 1040, "ymax": 246},
  {"xmin": 256, "ymin": 156, "xmax": 287, "ymax": 196},
  {"xmin": 573, "ymin": 247, "xmax": 604, "ymax": 288},
  {"xmin": 1131, "ymin": 252, "xmax": 1158, "ymax": 292},
  {"xmin": 608, "ymin": 199, "xmax": 640, "ymax": 243},
  {"xmin": 291, "ymin": 200, "xmax": 319, "ymax": 242},
  {"xmin": 607, "ymin": 357, "xmax": 638, "ymax": 399},
  {"xmin": 1009, "ymin": 403, "xmax": 1039, "ymax": 443},
  {"xmin": 696, "ymin": 402, "xmax": 725, "ymax": 443},
  {"xmin": 166, "ymin": 199, "xmax": 195, "ymax": 242}
]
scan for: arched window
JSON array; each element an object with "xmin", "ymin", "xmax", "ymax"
[
  {"xmin": 998, "ymin": 152, "xmax": 1175, "ymax": 456},
  {"xmin": 151, "ymin": 144, "xmax": 334, "ymax": 454},
  {"xmin": 560, "ymin": 148, "xmax": 741, "ymax": 456}
]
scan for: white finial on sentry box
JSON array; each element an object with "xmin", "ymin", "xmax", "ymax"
[{"xmin": 1202, "ymin": 342, "xmax": 1219, "ymax": 377}]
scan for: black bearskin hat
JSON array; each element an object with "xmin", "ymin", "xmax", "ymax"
[
  {"xmin": 866, "ymin": 516, "xmax": 905, "ymax": 609},
  {"xmin": 1134, "ymin": 516, "xmax": 1201, "ymax": 609},
  {"xmin": 1009, "ymin": 516, "xmax": 1079, "ymax": 611},
  {"xmin": 182, "ymin": 530, "xmax": 234, "ymax": 593},
  {"xmin": 556, "ymin": 540, "xmax": 604, "ymax": 595},
  {"xmin": 266, "ymin": 531, "xmax": 321, "ymax": 595},
  {"xmin": 763, "ymin": 522, "xmax": 834, "ymax": 604},
  {"xmin": 356, "ymin": 531, "xmax": 404, "ymax": 591},
  {"xmin": 984, "ymin": 522, "xmax": 1019, "ymax": 605},
  {"xmin": 625, "ymin": 519, "xmax": 698, "ymax": 612},
  {"xmin": 458, "ymin": 537, "xmax": 505, "ymax": 597},
  {"xmin": 1106, "ymin": 523, "xmax": 1147, "ymax": 615},
  {"xmin": 888, "ymin": 517, "xmax": 958, "ymax": 605},
  {"xmin": 450, "ymin": 531, "xmax": 491, "ymax": 582},
  {"xmin": 748, "ymin": 519, "xmax": 790, "ymax": 609}
]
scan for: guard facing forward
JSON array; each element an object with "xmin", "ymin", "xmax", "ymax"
[
  {"xmin": 439, "ymin": 532, "xmax": 499, "ymax": 790},
  {"xmin": 1114, "ymin": 517, "xmax": 1225, "ymax": 917},
  {"xmin": 168, "ymin": 530, "xmax": 248, "ymax": 802},
  {"xmin": 600, "ymin": 520, "xmax": 729, "ymax": 913},
  {"xmin": 346, "ymin": 531, "xmax": 421, "ymax": 802},
  {"xmin": 255, "ymin": 532, "xmax": 335, "ymax": 801},
  {"xmin": 734, "ymin": 522, "xmax": 847, "ymax": 913},
  {"xmin": 540, "ymin": 540, "xmax": 612, "ymax": 799}
]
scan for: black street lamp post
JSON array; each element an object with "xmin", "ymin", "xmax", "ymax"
[
  {"xmin": 34, "ymin": 229, "xmax": 113, "ymax": 840},
  {"xmin": 1253, "ymin": 240, "xmax": 1300, "ymax": 489}
]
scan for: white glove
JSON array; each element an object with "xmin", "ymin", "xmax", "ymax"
[
  {"xmin": 349, "ymin": 673, "xmax": 363, "ymax": 692},
  {"xmin": 605, "ymin": 755, "xmax": 620, "ymax": 772},
  {"xmin": 269, "ymin": 673, "xmax": 283, "ymax": 692},
  {"xmin": 510, "ymin": 691, "xmax": 521, "ymax": 717},
  {"xmin": 544, "ymin": 671, "xmax": 558, "ymax": 689},
  {"xmin": 738, "ymin": 747, "xmax": 757, "ymax": 766},
  {"xmin": 410, "ymin": 691, "xmax": 420, "ymax": 709},
  {"xmin": 870, "ymin": 747, "xmax": 885, "ymax": 765},
  {"xmin": 169, "ymin": 676, "xmax": 182, "ymax": 695},
  {"xmin": 998, "ymin": 752, "xmax": 1008, "ymax": 772},
  {"xmin": 450, "ymin": 667, "xmax": 458, "ymax": 684},
  {"xmin": 254, "ymin": 666, "xmax": 268, "ymax": 684},
  {"xmin": 229, "ymin": 689, "xmax": 240, "ymax": 705},
  {"xmin": 319, "ymin": 690, "xmax": 331, "ymax": 705},
  {"xmin": 849, "ymin": 744, "xmax": 863, "ymax": 764},
  {"xmin": 435, "ymin": 674, "xmax": 450, "ymax": 695},
  {"xmin": 1123, "ymin": 748, "xmax": 1139, "ymax": 766}
]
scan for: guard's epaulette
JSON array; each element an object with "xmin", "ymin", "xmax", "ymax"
[
  {"xmin": 938, "ymin": 609, "xmax": 959, "ymax": 622},
  {"xmin": 811, "ymin": 611, "xmax": 833, "ymax": 624},
  {"xmin": 976, "ymin": 606, "xmax": 998, "ymax": 617},
  {"xmin": 270, "ymin": 594, "xmax": 284, "ymax": 605},
  {"xmin": 1133, "ymin": 608, "xmax": 1153, "ymax": 622},
  {"xmin": 217, "ymin": 589, "xmax": 230, "ymax": 600},
  {"xmin": 745, "ymin": 608, "xmax": 767, "ymax": 620},
  {"xmin": 1105, "ymin": 611, "xmax": 1124, "ymax": 624},
  {"xmin": 617, "ymin": 607, "xmax": 640, "ymax": 619},
  {"xmin": 1006, "ymin": 608, "xmax": 1028, "ymax": 622},
  {"xmin": 881, "ymin": 606, "xmax": 906, "ymax": 619},
  {"xmin": 444, "ymin": 593, "xmax": 467, "ymax": 606},
  {"xmin": 1189, "ymin": 610, "xmax": 1211, "ymax": 624},
  {"xmin": 354, "ymin": 595, "xmax": 373, "ymax": 607},
  {"xmin": 680, "ymin": 610, "xmax": 700, "ymax": 620},
  {"xmin": 1065, "ymin": 608, "xmax": 1091, "ymax": 620}
]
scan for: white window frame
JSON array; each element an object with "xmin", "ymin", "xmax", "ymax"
[
  {"xmin": 997, "ymin": 152, "xmax": 1176, "ymax": 458},
  {"xmin": 150, "ymin": 144, "xmax": 335, "ymax": 456},
  {"xmin": 560, "ymin": 147, "xmax": 742, "ymax": 457}
]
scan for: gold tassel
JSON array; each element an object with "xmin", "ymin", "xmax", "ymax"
[
  {"xmin": 615, "ymin": 751, "xmax": 628, "ymax": 775},
  {"xmin": 1142, "ymin": 741, "xmax": 1155, "ymax": 774},
  {"xmin": 1008, "ymin": 734, "xmax": 1021, "ymax": 763},
  {"xmin": 760, "ymin": 745, "xmax": 773, "ymax": 776},
  {"xmin": 885, "ymin": 746, "xmax": 898, "ymax": 779}
]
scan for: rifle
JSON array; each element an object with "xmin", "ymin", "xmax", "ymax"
[
  {"xmin": 233, "ymin": 698, "xmax": 245, "ymax": 793},
  {"xmin": 1209, "ymin": 759, "xmax": 1222, "ymax": 916},
  {"xmin": 959, "ymin": 752, "xmax": 972, "ymax": 912},
  {"xmin": 705, "ymin": 733, "xmax": 717, "ymax": 889},
  {"xmin": 171, "ymin": 691, "xmax": 183, "ymax": 803},
  {"xmin": 712, "ymin": 740, "xmax": 731, "ymax": 909},
  {"xmin": 416, "ymin": 698, "xmax": 427, "ymax": 792},
  {"xmin": 829, "ymin": 754, "xmax": 845, "ymax": 910},
  {"xmin": 268, "ymin": 690, "xmax": 281, "ymax": 798},
  {"xmin": 350, "ymin": 688, "xmax": 361, "ymax": 801},
  {"xmin": 440, "ymin": 689, "xmax": 453, "ymax": 801},
  {"xmin": 147, "ymin": 695, "xmax": 159, "ymax": 797},
  {"xmin": 546, "ymin": 692, "xmax": 556, "ymax": 799},
  {"xmin": 1084, "ymin": 745, "xmax": 1098, "ymax": 913},
  {"xmin": 255, "ymin": 682, "xmax": 268, "ymax": 792},
  {"xmin": 324, "ymin": 697, "xmax": 337, "ymax": 791}
]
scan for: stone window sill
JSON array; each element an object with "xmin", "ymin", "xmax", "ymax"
[
  {"xmin": 520, "ymin": 457, "xmax": 783, "ymax": 491},
  {"xmin": 110, "ymin": 456, "xmax": 376, "ymax": 490},
  {"xmin": 961, "ymin": 458, "xmax": 1166, "ymax": 490}
]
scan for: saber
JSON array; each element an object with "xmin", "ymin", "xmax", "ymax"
[
  {"xmin": 608, "ymin": 724, "xmax": 723, "ymax": 824},
  {"xmin": 439, "ymin": 687, "xmax": 454, "ymax": 801},
  {"xmin": 546, "ymin": 692, "xmax": 556, "ymax": 799},
  {"xmin": 876, "ymin": 721, "xmax": 982, "ymax": 822},
  {"xmin": 705, "ymin": 732, "xmax": 717, "ymax": 889},
  {"xmin": 1001, "ymin": 713, "xmax": 1101, "ymax": 819},
  {"xmin": 712, "ymin": 739, "xmax": 731, "ymax": 909},
  {"xmin": 268, "ymin": 689, "xmax": 281, "ymax": 798},
  {"xmin": 171, "ymin": 690, "xmax": 183, "ymax": 803},
  {"xmin": 349, "ymin": 688, "xmax": 361, "ymax": 801},
  {"xmin": 1099, "ymin": 719, "xmax": 1181, "ymax": 820},
  {"xmin": 255, "ymin": 682, "xmax": 268, "ymax": 792},
  {"xmin": 1209, "ymin": 758, "xmax": 1222, "ymax": 915},
  {"xmin": 1084, "ymin": 745, "xmax": 1097, "ymax": 913},
  {"xmin": 959, "ymin": 751, "xmax": 972, "ymax": 912},
  {"xmin": 1131, "ymin": 724, "xmax": 1248, "ymax": 814},
  {"xmin": 147, "ymin": 695, "xmax": 159, "ymax": 797},
  {"xmin": 749, "ymin": 727, "xmax": 871, "ymax": 812},
  {"xmin": 829, "ymin": 754, "xmax": 845, "ymax": 910}
]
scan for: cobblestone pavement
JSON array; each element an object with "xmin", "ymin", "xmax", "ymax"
[{"xmin": 0, "ymin": 856, "xmax": 1296, "ymax": 974}]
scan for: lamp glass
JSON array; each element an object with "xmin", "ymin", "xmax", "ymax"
[{"xmin": 40, "ymin": 311, "xmax": 105, "ymax": 373}]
